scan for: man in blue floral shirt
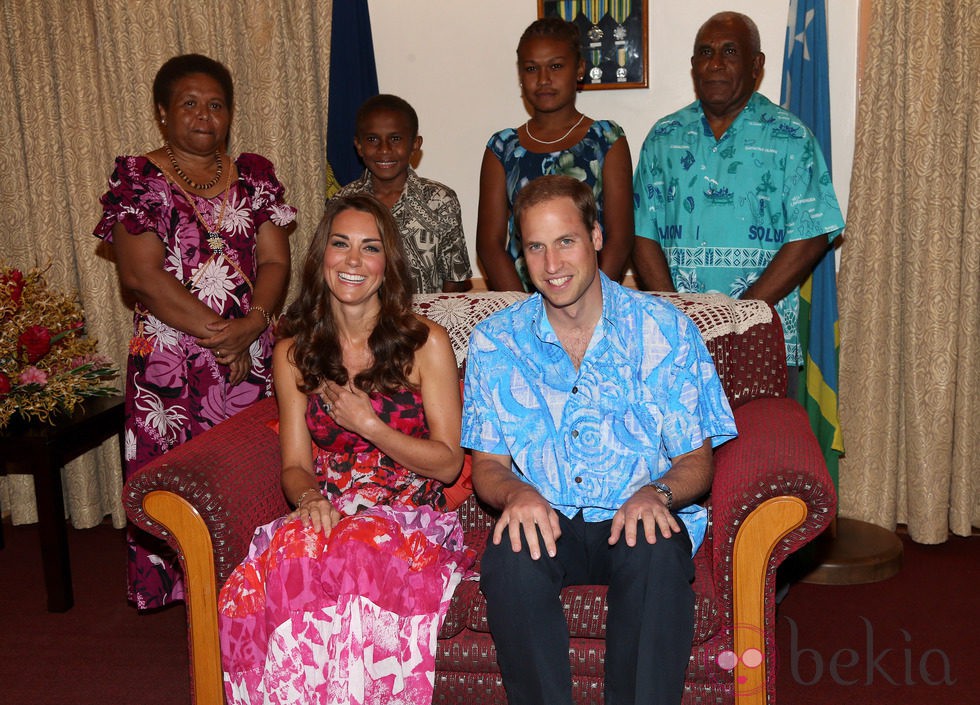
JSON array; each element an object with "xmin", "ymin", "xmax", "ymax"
[{"xmin": 462, "ymin": 175, "xmax": 737, "ymax": 705}]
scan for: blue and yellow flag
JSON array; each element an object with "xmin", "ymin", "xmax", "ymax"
[{"xmin": 780, "ymin": 0, "xmax": 843, "ymax": 492}]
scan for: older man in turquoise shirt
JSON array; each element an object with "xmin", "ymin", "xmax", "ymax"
[
  {"xmin": 462, "ymin": 175, "xmax": 736, "ymax": 705},
  {"xmin": 632, "ymin": 12, "xmax": 843, "ymax": 370}
]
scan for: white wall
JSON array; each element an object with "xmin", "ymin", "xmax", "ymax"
[{"xmin": 367, "ymin": 0, "xmax": 859, "ymax": 276}]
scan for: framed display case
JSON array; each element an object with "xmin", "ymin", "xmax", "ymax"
[{"xmin": 538, "ymin": 0, "xmax": 648, "ymax": 90}]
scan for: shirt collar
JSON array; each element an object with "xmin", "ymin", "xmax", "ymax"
[
  {"xmin": 696, "ymin": 91, "xmax": 761, "ymax": 140},
  {"xmin": 529, "ymin": 271, "xmax": 625, "ymax": 356},
  {"xmin": 357, "ymin": 167, "xmax": 419, "ymax": 202}
]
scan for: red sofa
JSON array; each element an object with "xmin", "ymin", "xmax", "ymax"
[{"xmin": 124, "ymin": 291, "xmax": 835, "ymax": 705}]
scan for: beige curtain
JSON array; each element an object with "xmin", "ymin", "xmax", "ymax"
[
  {"xmin": 839, "ymin": 0, "xmax": 980, "ymax": 543},
  {"xmin": 0, "ymin": 0, "xmax": 332, "ymax": 528}
]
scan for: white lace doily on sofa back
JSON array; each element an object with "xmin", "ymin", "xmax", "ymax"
[{"xmin": 412, "ymin": 291, "xmax": 772, "ymax": 368}]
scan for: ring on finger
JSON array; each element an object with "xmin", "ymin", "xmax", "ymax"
[{"xmin": 324, "ymin": 402, "xmax": 332, "ymax": 413}]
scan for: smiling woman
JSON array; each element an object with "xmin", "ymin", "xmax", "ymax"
[
  {"xmin": 93, "ymin": 53, "xmax": 296, "ymax": 611},
  {"xmin": 322, "ymin": 209, "xmax": 387, "ymax": 306},
  {"xmin": 476, "ymin": 16, "xmax": 635, "ymax": 293},
  {"xmin": 215, "ymin": 193, "xmax": 473, "ymax": 704}
]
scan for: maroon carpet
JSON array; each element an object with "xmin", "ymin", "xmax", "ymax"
[
  {"xmin": 1, "ymin": 519, "xmax": 976, "ymax": 704},
  {"xmin": 0, "ymin": 520, "xmax": 190, "ymax": 705},
  {"xmin": 775, "ymin": 532, "xmax": 980, "ymax": 704}
]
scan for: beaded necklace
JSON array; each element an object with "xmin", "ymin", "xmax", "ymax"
[
  {"xmin": 165, "ymin": 142, "xmax": 223, "ymax": 190},
  {"xmin": 166, "ymin": 156, "xmax": 233, "ymax": 253}
]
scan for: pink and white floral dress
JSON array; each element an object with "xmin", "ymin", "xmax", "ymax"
[{"xmin": 218, "ymin": 390, "xmax": 476, "ymax": 705}]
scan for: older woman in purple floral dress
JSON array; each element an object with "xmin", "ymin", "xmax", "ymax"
[{"xmin": 94, "ymin": 54, "xmax": 295, "ymax": 610}]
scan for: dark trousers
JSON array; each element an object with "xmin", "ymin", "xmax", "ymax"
[{"xmin": 480, "ymin": 511, "xmax": 695, "ymax": 705}]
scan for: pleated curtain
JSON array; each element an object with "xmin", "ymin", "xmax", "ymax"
[
  {"xmin": 838, "ymin": 0, "xmax": 980, "ymax": 543},
  {"xmin": 0, "ymin": 0, "xmax": 332, "ymax": 527}
]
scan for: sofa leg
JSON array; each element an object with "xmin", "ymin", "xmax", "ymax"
[
  {"xmin": 143, "ymin": 490, "xmax": 225, "ymax": 705},
  {"xmin": 731, "ymin": 495, "xmax": 807, "ymax": 705}
]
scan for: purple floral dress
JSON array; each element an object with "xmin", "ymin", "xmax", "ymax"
[{"xmin": 94, "ymin": 153, "xmax": 296, "ymax": 609}]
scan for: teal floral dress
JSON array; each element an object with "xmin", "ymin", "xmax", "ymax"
[{"xmin": 487, "ymin": 119, "xmax": 625, "ymax": 289}]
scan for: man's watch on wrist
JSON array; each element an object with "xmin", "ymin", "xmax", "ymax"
[{"xmin": 649, "ymin": 481, "xmax": 673, "ymax": 511}]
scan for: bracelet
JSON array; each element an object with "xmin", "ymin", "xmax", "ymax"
[
  {"xmin": 295, "ymin": 488, "xmax": 322, "ymax": 508},
  {"xmin": 250, "ymin": 304, "xmax": 273, "ymax": 328}
]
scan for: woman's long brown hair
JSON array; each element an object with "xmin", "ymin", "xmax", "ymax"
[{"xmin": 279, "ymin": 194, "xmax": 428, "ymax": 395}]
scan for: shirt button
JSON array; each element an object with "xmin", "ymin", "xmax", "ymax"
[
  {"xmin": 575, "ymin": 476, "xmax": 583, "ymax": 484},
  {"xmin": 571, "ymin": 429, "xmax": 579, "ymax": 438},
  {"xmin": 572, "ymin": 386, "xmax": 578, "ymax": 393}
]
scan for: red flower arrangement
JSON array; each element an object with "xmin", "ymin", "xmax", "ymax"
[{"xmin": 1, "ymin": 265, "xmax": 118, "ymax": 429}]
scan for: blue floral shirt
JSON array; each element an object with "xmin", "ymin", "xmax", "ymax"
[
  {"xmin": 633, "ymin": 93, "xmax": 844, "ymax": 365},
  {"xmin": 488, "ymin": 119, "xmax": 625, "ymax": 289},
  {"xmin": 461, "ymin": 274, "xmax": 737, "ymax": 553}
]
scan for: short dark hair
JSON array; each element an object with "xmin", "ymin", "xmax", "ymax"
[
  {"xmin": 695, "ymin": 12, "xmax": 762, "ymax": 55},
  {"xmin": 517, "ymin": 16, "xmax": 582, "ymax": 64},
  {"xmin": 513, "ymin": 175, "xmax": 597, "ymax": 240},
  {"xmin": 355, "ymin": 94, "xmax": 419, "ymax": 139},
  {"xmin": 153, "ymin": 54, "xmax": 234, "ymax": 112}
]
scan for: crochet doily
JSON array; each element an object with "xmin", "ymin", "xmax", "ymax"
[
  {"xmin": 652, "ymin": 292, "xmax": 773, "ymax": 342},
  {"xmin": 413, "ymin": 292, "xmax": 527, "ymax": 368},
  {"xmin": 412, "ymin": 291, "xmax": 773, "ymax": 367}
]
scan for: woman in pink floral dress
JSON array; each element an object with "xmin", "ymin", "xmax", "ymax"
[
  {"xmin": 94, "ymin": 54, "xmax": 295, "ymax": 610},
  {"xmin": 218, "ymin": 194, "xmax": 474, "ymax": 704}
]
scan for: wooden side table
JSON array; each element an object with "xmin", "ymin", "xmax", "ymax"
[{"xmin": 0, "ymin": 395, "xmax": 125, "ymax": 611}]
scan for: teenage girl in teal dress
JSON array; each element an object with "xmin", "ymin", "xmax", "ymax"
[{"xmin": 476, "ymin": 16, "xmax": 634, "ymax": 291}]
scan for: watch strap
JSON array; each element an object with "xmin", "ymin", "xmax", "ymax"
[{"xmin": 649, "ymin": 481, "xmax": 673, "ymax": 511}]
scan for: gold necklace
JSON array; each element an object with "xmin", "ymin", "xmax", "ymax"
[
  {"xmin": 168, "ymin": 159, "xmax": 233, "ymax": 253},
  {"xmin": 524, "ymin": 113, "xmax": 586, "ymax": 146},
  {"xmin": 165, "ymin": 142, "xmax": 223, "ymax": 190}
]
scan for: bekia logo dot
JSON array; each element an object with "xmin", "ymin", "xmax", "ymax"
[{"xmin": 704, "ymin": 622, "xmax": 768, "ymax": 699}]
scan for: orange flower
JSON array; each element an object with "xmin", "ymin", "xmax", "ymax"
[{"xmin": 129, "ymin": 335, "xmax": 154, "ymax": 357}]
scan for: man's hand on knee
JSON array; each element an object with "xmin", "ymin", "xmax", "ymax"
[
  {"xmin": 608, "ymin": 485, "xmax": 681, "ymax": 547},
  {"xmin": 494, "ymin": 485, "xmax": 561, "ymax": 560}
]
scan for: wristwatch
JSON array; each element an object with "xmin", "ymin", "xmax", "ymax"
[{"xmin": 649, "ymin": 481, "xmax": 673, "ymax": 511}]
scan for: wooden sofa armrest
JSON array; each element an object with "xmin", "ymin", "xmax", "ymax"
[
  {"xmin": 710, "ymin": 397, "xmax": 836, "ymax": 564},
  {"xmin": 122, "ymin": 396, "xmax": 288, "ymax": 705},
  {"xmin": 730, "ymin": 495, "xmax": 808, "ymax": 705},
  {"xmin": 143, "ymin": 490, "xmax": 225, "ymax": 705},
  {"xmin": 708, "ymin": 396, "xmax": 837, "ymax": 704},
  {"xmin": 123, "ymin": 396, "xmax": 288, "ymax": 586}
]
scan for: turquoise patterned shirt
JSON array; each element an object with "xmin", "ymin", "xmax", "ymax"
[
  {"xmin": 488, "ymin": 119, "xmax": 625, "ymax": 290},
  {"xmin": 461, "ymin": 274, "xmax": 737, "ymax": 553},
  {"xmin": 633, "ymin": 93, "xmax": 844, "ymax": 365}
]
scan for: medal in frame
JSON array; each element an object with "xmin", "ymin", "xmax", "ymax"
[{"xmin": 538, "ymin": 0, "xmax": 648, "ymax": 90}]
